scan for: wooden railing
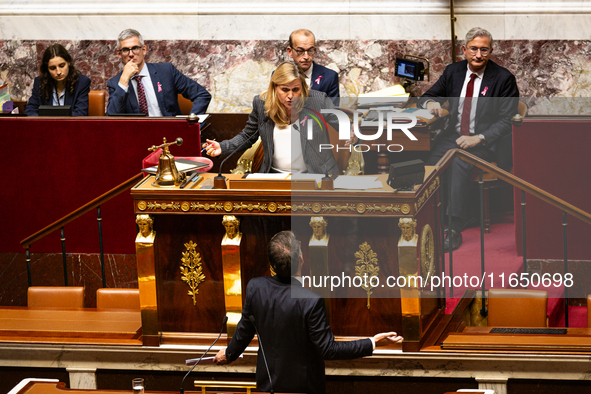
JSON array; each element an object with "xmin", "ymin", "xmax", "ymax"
[{"xmin": 20, "ymin": 173, "xmax": 143, "ymax": 287}]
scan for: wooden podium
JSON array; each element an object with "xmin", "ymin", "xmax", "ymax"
[{"xmin": 131, "ymin": 171, "xmax": 444, "ymax": 352}]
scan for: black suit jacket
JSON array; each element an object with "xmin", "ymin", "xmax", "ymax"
[
  {"xmin": 419, "ymin": 59, "xmax": 519, "ymax": 163},
  {"xmin": 310, "ymin": 62, "xmax": 339, "ymax": 99},
  {"xmin": 219, "ymin": 89, "xmax": 339, "ymax": 175},
  {"xmin": 226, "ymin": 276, "xmax": 373, "ymax": 394},
  {"xmin": 25, "ymin": 74, "xmax": 91, "ymax": 116}
]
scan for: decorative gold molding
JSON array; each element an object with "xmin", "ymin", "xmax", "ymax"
[
  {"xmin": 366, "ymin": 204, "xmax": 402, "ymax": 214},
  {"xmin": 180, "ymin": 241, "xmax": 206, "ymax": 306},
  {"xmin": 415, "ymin": 176, "xmax": 440, "ymax": 212},
  {"xmin": 355, "ymin": 242, "xmax": 380, "ymax": 310},
  {"xmin": 143, "ymin": 201, "xmax": 181, "ymax": 211},
  {"xmin": 420, "ymin": 224, "xmax": 435, "ymax": 286},
  {"xmin": 138, "ymin": 201, "xmax": 293, "ymax": 213}
]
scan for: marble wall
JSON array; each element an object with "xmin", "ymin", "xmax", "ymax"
[{"xmin": 2, "ymin": 38, "xmax": 591, "ymax": 114}]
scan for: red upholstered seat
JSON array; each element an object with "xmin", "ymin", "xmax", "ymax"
[
  {"xmin": 96, "ymin": 288, "xmax": 140, "ymax": 310},
  {"xmin": 27, "ymin": 286, "xmax": 84, "ymax": 309}
]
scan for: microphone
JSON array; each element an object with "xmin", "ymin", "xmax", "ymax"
[
  {"xmin": 248, "ymin": 315, "xmax": 274, "ymax": 394},
  {"xmin": 179, "ymin": 315, "xmax": 228, "ymax": 394},
  {"xmin": 214, "ymin": 118, "xmax": 266, "ymax": 189}
]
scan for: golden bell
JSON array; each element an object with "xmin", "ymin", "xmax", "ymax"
[{"xmin": 150, "ymin": 137, "xmax": 186, "ymax": 187}]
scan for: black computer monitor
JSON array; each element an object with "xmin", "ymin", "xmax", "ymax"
[
  {"xmin": 394, "ymin": 58, "xmax": 425, "ymax": 81},
  {"xmin": 38, "ymin": 105, "xmax": 72, "ymax": 116}
]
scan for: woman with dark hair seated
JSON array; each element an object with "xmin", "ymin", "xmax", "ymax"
[
  {"xmin": 25, "ymin": 43, "xmax": 90, "ymax": 116},
  {"xmin": 203, "ymin": 61, "xmax": 339, "ymax": 175}
]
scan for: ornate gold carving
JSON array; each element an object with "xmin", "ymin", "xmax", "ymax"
[
  {"xmin": 312, "ymin": 203, "xmax": 322, "ymax": 213},
  {"xmin": 146, "ymin": 201, "xmax": 181, "ymax": 211},
  {"xmin": 400, "ymin": 204, "xmax": 411, "ymax": 214},
  {"xmin": 356, "ymin": 203, "xmax": 366, "ymax": 214},
  {"xmin": 223, "ymin": 202, "xmax": 233, "ymax": 212},
  {"xmin": 181, "ymin": 202, "xmax": 190, "ymax": 212},
  {"xmin": 222, "ymin": 215, "xmax": 242, "ymax": 244},
  {"xmin": 398, "ymin": 218, "xmax": 418, "ymax": 244},
  {"xmin": 180, "ymin": 241, "xmax": 206, "ymax": 306},
  {"xmin": 365, "ymin": 204, "xmax": 401, "ymax": 213},
  {"xmin": 321, "ymin": 204, "xmax": 356, "ymax": 213},
  {"xmin": 415, "ymin": 176, "xmax": 440, "ymax": 212},
  {"xmin": 355, "ymin": 242, "xmax": 380, "ymax": 310},
  {"xmin": 136, "ymin": 214, "xmax": 155, "ymax": 242},
  {"xmin": 292, "ymin": 203, "xmax": 311, "ymax": 212},
  {"xmin": 420, "ymin": 224, "xmax": 435, "ymax": 286},
  {"xmin": 137, "ymin": 201, "xmax": 147, "ymax": 211},
  {"xmin": 190, "ymin": 202, "xmax": 224, "ymax": 211},
  {"xmin": 310, "ymin": 216, "xmax": 329, "ymax": 242}
]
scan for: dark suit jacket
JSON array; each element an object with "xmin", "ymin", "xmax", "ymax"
[
  {"xmin": 25, "ymin": 74, "xmax": 91, "ymax": 116},
  {"xmin": 419, "ymin": 59, "xmax": 519, "ymax": 162},
  {"xmin": 310, "ymin": 62, "xmax": 340, "ymax": 99},
  {"xmin": 219, "ymin": 89, "xmax": 339, "ymax": 175},
  {"xmin": 106, "ymin": 63, "xmax": 211, "ymax": 116},
  {"xmin": 226, "ymin": 276, "xmax": 373, "ymax": 394}
]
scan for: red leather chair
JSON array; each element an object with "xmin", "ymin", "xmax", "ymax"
[
  {"xmin": 27, "ymin": 286, "xmax": 84, "ymax": 309},
  {"xmin": 96, "ymin": 288, "xmax": 140, "ymax": 310},
  {"xmin": 488, "ymin": 288, "xmax": 548, "ymax": 327}
]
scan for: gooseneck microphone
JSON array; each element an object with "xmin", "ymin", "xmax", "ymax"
[
  {"xmin": 179, "ymin": 315, "xmax": 228, "ymax": 394},
  {"xmin": 248, "ymin": 315, "xmax": 274, "ymax": 394}
]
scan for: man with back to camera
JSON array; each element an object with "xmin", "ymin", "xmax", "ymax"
[
  {"xmin": 418, "ymin": 27, "xmax": 519, "ymax": 252},
  {"xmin": 213, "ymin": 230, "xmax": 403, "ymax": 394},
  {"xmin": 107, "ymin": 28, "xmax": 211, "ymax": 116},
  {"xmin": 287, "ymin": 29, "xmax": 340, "ymax": 100}
]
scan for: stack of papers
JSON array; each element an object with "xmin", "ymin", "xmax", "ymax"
[{"xmin": 334, "ymin": 176, "xmax": 383, "ymax": 190}]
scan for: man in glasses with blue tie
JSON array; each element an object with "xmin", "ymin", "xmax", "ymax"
[
  {"xmin": 287, "ymin": 29, "xmax": 340, "ymax": 101},
  {"xmin": 418, "ymin": 27, "xmax": 519, "ymax": 252},
  {"xmin": 107, "ymin": 28, "xmax": 211, "ymax": 116}
]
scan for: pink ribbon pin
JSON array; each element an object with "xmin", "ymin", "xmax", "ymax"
[
  {"xmin": 315, "ymin": 76, "xmax": 322, "ymax": 85},
  {"xmin": 157, "ymin": 82, "xmax": 162, "ymax": 92},
  {"xmin": 481, "ymin": 86, "xmax": 488, "ymax": 96},
  {"xmin": 300, "ymin": 115, "xmax": 308, "ymax": 126}
]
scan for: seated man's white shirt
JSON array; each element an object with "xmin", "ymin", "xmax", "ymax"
[{"xmin": 272, "ymin": 123, "xmax": 307, "ymax": 173}]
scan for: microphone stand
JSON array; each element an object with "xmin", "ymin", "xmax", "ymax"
[
  {"xmin": 179, "ymin": 316, "xmax": 228, "ymax": 394},
  {"xmin": 248, "ymin": 315, "xmax": 274, "ymax": 394},
  {"xmin": 214, "ymin": 125, "xmax": 263, "ymax": 189}
]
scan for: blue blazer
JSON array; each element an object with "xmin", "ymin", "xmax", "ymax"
[
  {"xmin": 106, "ymin": 63, "xmax": 211, "ymax": 116},
  {"xmin": 25, "ymin": 74, "xmax": 91, "ymax": 116},
  {"xmin": 310, "ymin": 62, "xmax": 340, "ymax": 100}
]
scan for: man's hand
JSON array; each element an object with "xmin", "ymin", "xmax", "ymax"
[
  {"xmin": 119, "ymin": 61, "xmax": 140, "ymax": 87},
  {"xmin": 426, "ymin": 101, "xmax": 444, "ymax": 117},
  {"xmin": 373, "ymin": 332, "xmax": 403, "ymax": 347},
  {"xmin": 456, "ymin": 135, "xmax": 481, "ymax": 150},
  {"xmin": 203, "ymin": 139, "xmax": 222, "ymax": 157},
  {"xmin": 213, "ymin": 348, "xmax": 228, "ymax": 365}
]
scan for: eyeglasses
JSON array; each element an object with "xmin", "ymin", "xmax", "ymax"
[
  {"xmin": 292, "ymin": 47, "xmax": 316, "ymax": 57},
  {"xmin": 467, "ymin": 46, "xmax": 490, "ymax": 56},
  {"xmin": 118, "ymin": 46, "xmax": 143, "ymax": 56}
]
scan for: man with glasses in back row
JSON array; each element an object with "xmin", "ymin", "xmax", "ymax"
[
  {"xmin": 107, "ymin": 28, "xmax": 211, "ymax": 116},
  {"xmin": 287, "ymin": 29, "xmax": 340, "ymax": 101},
  {"xmin": 418, "ymin": 27, "xmax": 519, "ymax": 252}
]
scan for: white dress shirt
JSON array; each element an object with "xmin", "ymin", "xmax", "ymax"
[
  {"xmin": 118, "ymin": 63, "xmax": 163, "ymax": 117},
  {"xmin": 52, "ymin": 88, "xmax": 65, "ymax": 106},
  {"xmin": 272, "ymin": 122, "xmax": 307, "ymax": 173},
  {"xmin": 455, "ymin": 64, "xmax": 486, "ymax": 135},
  {"xmin": 304, "ymin": 63, "xmax": 314, "ymax": 90}
]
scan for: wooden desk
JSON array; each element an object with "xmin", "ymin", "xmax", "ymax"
[
  {"xmin": 13, "ymin": 381, "xmax": 291, "ymax": 394},
  {"xmin": 442, "ymin": 326, "xmax": 591, "ymax": 353},
  {"xmin": 131, "ymin": 170, "xmax": 444, "ymax": 351},
  {"xmin": 0, "ymin": 307, "xmax": 142, "ymax": 345}
]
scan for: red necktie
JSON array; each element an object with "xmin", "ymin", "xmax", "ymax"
[
  {"xmin": 460, "ymin": 73, "xmax": 477, "ymax": 136},
  {"xmin": 135, "ymin": 76, "xmax": 149, "ymax": 115}
]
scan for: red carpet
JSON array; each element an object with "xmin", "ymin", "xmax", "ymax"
[{"xmin": 441, "ymin": 222, "xmax": 582, "ymax": 327}]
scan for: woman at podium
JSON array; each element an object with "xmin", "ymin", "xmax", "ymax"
[
  {"xmin": 203, "ymin": 61, "xmax": 339, "ymax": 175},
  {"xmin": 25, "ymin": 43, "xmax": 90, "ymax": 116}
]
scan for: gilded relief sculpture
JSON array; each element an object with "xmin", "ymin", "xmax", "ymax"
[
  {"xmin": 221, "ymin": 215, "xmax": 244, "ymax": 337},
  {"xmin": 134, "ymin": 214, "xmax": 158, "ymax": 346},
  {"xmin": 308, "ymin": 217, "xmax": 331, "ymax": 314},
  {"xmin": 355, "ymin": 242, "xmax": 380, "ymax": 310},
  {"xmin": 180, "ymin": 241, "xmax": 206, "ymax": 306},
  {"xmin": 397, "ymin": 218, "xmax": 420, "ymax": 340}
]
